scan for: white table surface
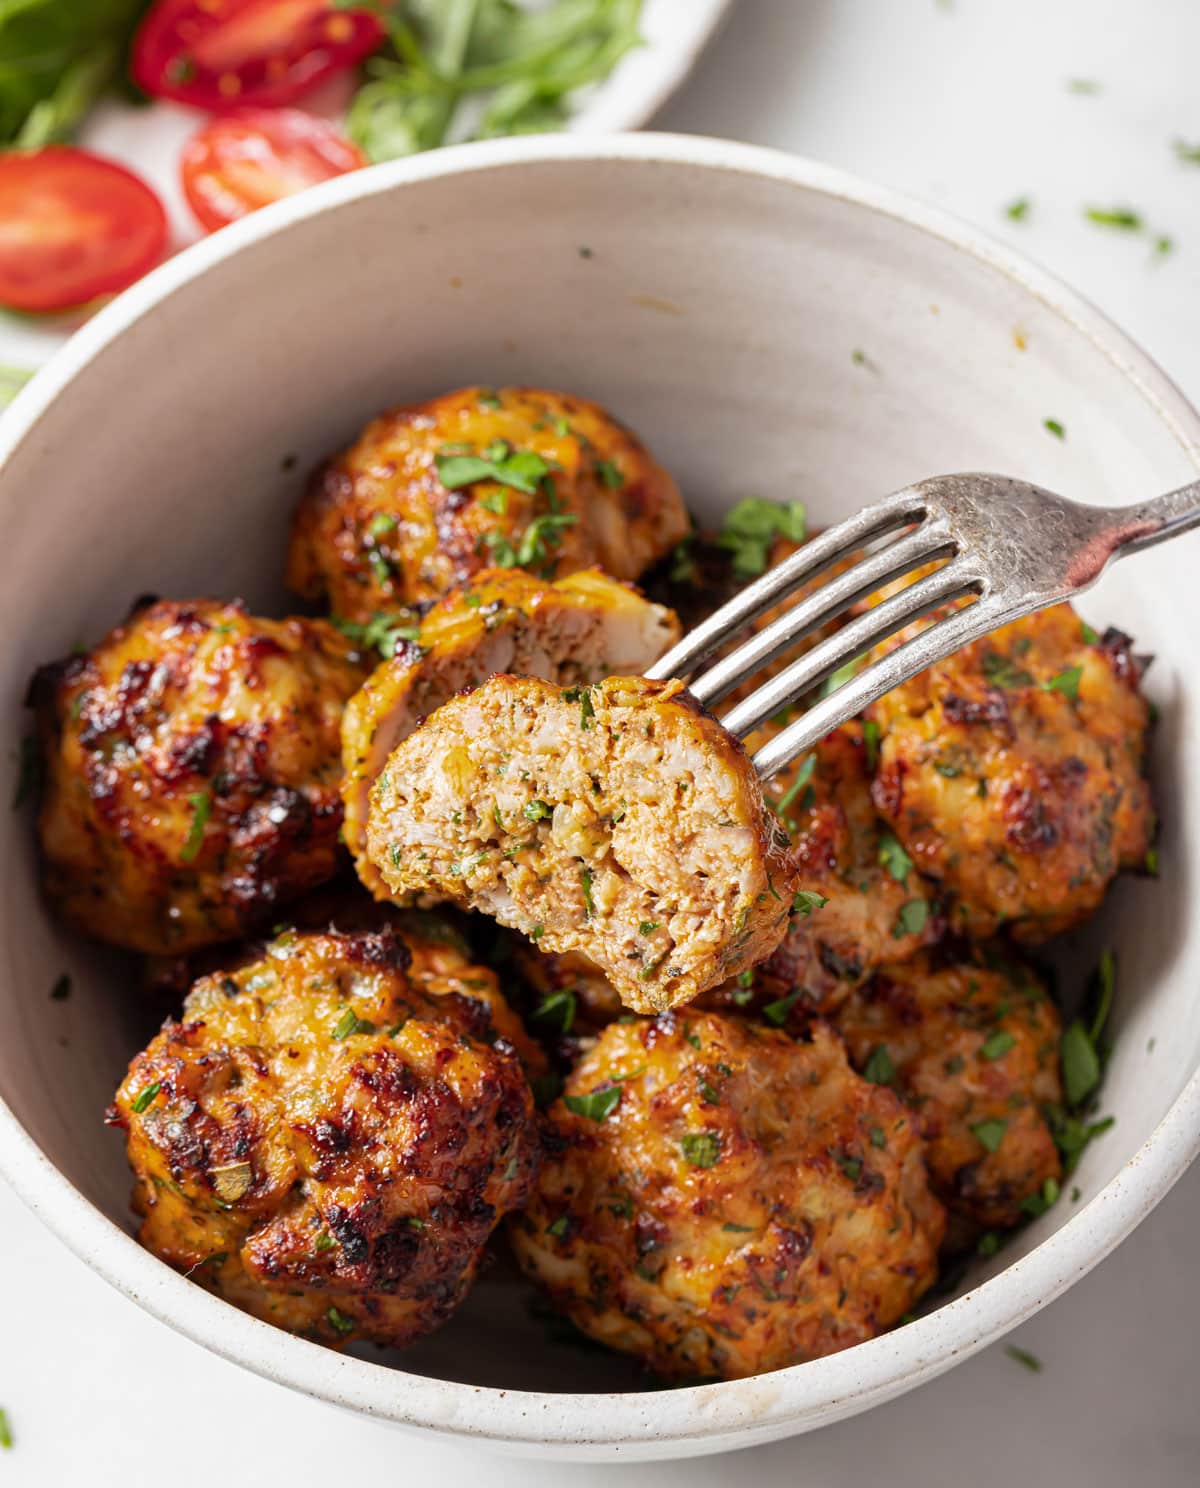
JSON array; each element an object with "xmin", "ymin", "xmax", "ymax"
[{"xmin": 3, "ymin": 0, "xmax": 1198, "ymax": 1480}]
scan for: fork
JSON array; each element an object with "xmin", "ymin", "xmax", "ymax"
[{"xmin": 645, "ymin": 472, "xmax": 1200, "ymax": 780}]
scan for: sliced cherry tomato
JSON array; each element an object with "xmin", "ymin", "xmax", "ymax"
[
  {"xmin": 0, "ymin": 147, "xmax": 168, "ymax": 314},
  {"xmin": 132, "ymin": 0, "xmax": 385, "ymax": 111},
  {"xmin": 181, "ymin": 108, "xmax": 367, "ymax": 231}
]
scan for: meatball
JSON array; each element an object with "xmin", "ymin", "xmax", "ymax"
[
  {"xmin": 510, "ymin": 1014, "xmax": 945, "ymax": 1380},
  {"xmin": 866, "ymin": 594, "xmax": 1153, "ymax": 940},
  {"xmin": 31, "ymin": 599, "xmax": 366, "ymax": 955},
  {"xmin": 710, "ymin": 723, "xmax": 941, "ymax": 1027},
  {"xmin": 341, "ymin": 566, "xmax": 680, "ymax": 895},
  {"xmin": 835, "ymin": 955, "xmax": 1064, "ymax": 1232},
  {"xmin": 364, "ymin": 674, "xmax": 801, "ymax": 1013},
  {"xmin": 286, "ymin": 386, "xmax": 689, "ymax": 621},
  {"xmin": 109, "ymin": 927, "xmax": 540, "ymax": 1350}
]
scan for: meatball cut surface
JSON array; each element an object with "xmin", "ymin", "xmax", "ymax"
[
  {"xmin": 286, "ymin": 385, "xmax": 689, "ymax": 621},
  {"xmin": 110, "ymin": 928, "xmax": 539, "ymax": 1350},
  {"xmin": 342, "ymin": 567, "xmax": 680, "ymax": 895},
  {"xmin": 836, "ymin": 955, "xmax": 1063, "ymax": 1233},
  {"xmin": 364, "ymin": 674, "xmax": 802, "ymax": 1014},
  {"xmin": 866, "ymin": 592, "xmax": 1153, "ymax": 941},
  {"xmin": 511, "ymin": 1014, "xmax": 945, "ymax": 1380},
  {"xmin": 31, "ymin": 599, "xmax": 366, "ymax": 955}
]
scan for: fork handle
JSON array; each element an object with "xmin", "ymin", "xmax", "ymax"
[{"xmin": 1106, "ymin": 477, "xmax": 1200, "ymax": 561}]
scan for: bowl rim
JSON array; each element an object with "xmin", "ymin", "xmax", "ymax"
[{"xmin": 1, "ymin": 130, "xmax": 1198, "ymax": 1452}]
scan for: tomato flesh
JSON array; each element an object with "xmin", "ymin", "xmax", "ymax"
[
  {"xmin": 181, "ymin": 108, "xmax": 366, "ymax": 231},
  {"xmin": 0, "ymin": 148, "xmax": 168, "ymax": 314},
  {"xmin": 132, "ymin": 0, "xmax": 384, "ymax": 110}
]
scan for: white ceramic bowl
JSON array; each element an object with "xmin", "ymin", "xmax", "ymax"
[{"xmin": 1, "ymin": 134, "xmax": 1197, "ymax": 1463}]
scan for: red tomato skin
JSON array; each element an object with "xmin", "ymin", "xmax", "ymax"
[
  {"xmin": 180, "ymin": 108, "xmax": 367, "ymax": 232},
  {"xmin": 0, "ymin": 148, "xmax": 169, "ymax": 314},
  {"xmin": 132, "ymin": 0, "xmax": 384, "ymax": 111}
]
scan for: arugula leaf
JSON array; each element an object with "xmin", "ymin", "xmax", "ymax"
[
  {"xmin": 0, "ymin": 0, "xmax": 149, "ymax": 145},
  {"xmin": 346, "ymin": 0, "xmax": 643, "ymax": 162}
]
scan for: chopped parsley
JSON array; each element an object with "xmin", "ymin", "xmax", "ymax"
[
  {"xmin": 531, "ymin": 989, "xmax": 576, "ymax": 1035},
  {"xmin": 638, "ymin": 920, "xmax": 660, "ymax": 935},
  {"xmin": 1080, "ymin": 620, "xmax": 1100, "ymax": 645},
  {"xmin": 862, "ymin": 719, "xmax": 881, "ymax": 772},
  {"xmin": 179, "ymin": 790, "xmax": 211, "ymax": 863},
  {"xmin": 594, "ymin": 459, "xmax": 624, "ymax": 488},
  {"xmin": 863, "ymin": 1046, "xmax": 895, "ymax": 1086},
  {"xmin": 877, "ymin": 832, "xmax": 913, "ymax": 884},
  {"xmin": 1060, "ymin": 949, "xmax": 1115, "ymax": 1106},
  {"xmin": 562, "ymin": 685, "xmax": 595, "ymax": 729},
  {"xmin": 564, "ymin": 1085, "xmax": 621, "ymax": 1122},
  {"xmin": 131, "ymin": 1080, "xmax": 161, "ymax": 1115},
  {"xmin": 314, "ymin": 1232, "xmax": 336, "ymax": 1252},
  {"xmin": 367, "ymin": 511, "xmax": 397, "ymax": 537},
  {"xmin": 332, "ymin": 1008, "xmax": 376, "ymax": 1040},
  {"xmin": 483, "ymin": 509, "xmax": 578, "ymax": 569},
  {"xmin": 525, "ymin": 799, "xmax": 552, "ymax": 821},
  {"xmin": 893, "ymin": 899, "xmax": 929, "ymax": 938},
  {"xmin": 333, "ymin": 609, "xmax": 422, "ymax": 658},
  {"xmin": 1042, "ymin": 664, "xmax": 1083, "ymax": 701},
  {"xmin": 546, "ymin": 1215, "xmax": 570, "ymax": 1238},
  {"xmin": 971, "ymin": 1117, "xmax": 1008, "ymax": 1153},
  {"xmin": 1005, "ymin": 197, "xmax": 1031, "ymax": 221},
  {"xmin": 1174, "ymin": 139, "xmax": 1200, "ymax": 165},
  {"xmin": 716, "ymin": 496, "xmax": 808, "ymax": 579},
  {"xmin": 836, "ymin": 1154, "xmax": 862, "ymax": 1181},
  {"xmin": 979, "ymin": 1029, "xmax": 1016, "ymax": 1061},
  {"xmin": 762, "ymin": 989, "xmax": 802, "ymax": 1026},
  {"xmin": 435, "ymin": 446, "xmax": 551, "ymax": 495},
  {"xmin": 326, "ymin": 1306, "xmax": 355, "ymax": 1337},
  {"xmin": 792, "ymin": 889, "xmax": 829, "ymax": 918},
  {"xmin": 580, "ymin": 865, "xmax": 595, "ymax": 919},
  {"xmin": 1084, "ymin": 206, "xmax": 1143, "ymax": 230},
  {"xmin": 1043, "ymin": 417, "xmax": 1066, "ymax": 440},
  {"xmin": 774, "ymin": 753, "xmax": 816, "ymax": 819},
  {"xmin": 1019, "ymin": 1176, "xmax": 1061, "ymax": 1217},
  {"xmin": 982, "ymin": 651, "xmax": 1033, "ymax": 688},
  {"xmin": 531, "ymin": 1071, "xmax": 563, "ymax": 1107},
  {"xmin": 0, "ymin": 1408, "xmax": 11, "ymax": 1450},
  {"xmin": 1004, "ymin": 1344, "xmax": 1043, "ymax": 1373},
  {"xmin": 679, "ymin": 1131, "xmax": 722, "ymax": 1168}
]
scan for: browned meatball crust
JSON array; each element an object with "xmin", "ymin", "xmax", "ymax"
[
  {"xmin": 364, "ymin": 674, "xmax": 802, "ymax": 1013},
  {"xmin": 511, "ymin": 1014, "xmax": 945, "ymax": 1380},
  {"xmin": 109, "ymin": 927, "xmax": 540, "ymax": 1350},
  {"xmin": 287, "ymin": 386, "xmax": 689, "ymax": 620},
  {"xmin": 31, "ymin": 599, "xmax": 367, "ymax": 955},
  {"xmin": 866, "ymin": 596, "xmax": 1153, "ymax": 941},
  {"xmin": 836, "ymin": 955, "xmax": 1064, "ymax": 1232}
]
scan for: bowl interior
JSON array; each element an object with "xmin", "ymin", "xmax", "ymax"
[{"xmin": 1, "ymin": 141, "xmax": 1198, "ymax": 1406}]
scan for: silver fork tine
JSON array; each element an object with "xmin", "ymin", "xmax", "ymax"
[
  {"xmin": 688, "ymin": 519, "xmax": 955, "ymax": 706},
  {"xmin": 645, "ymin": 487, "xmax": 927, "ymax": 683},
  {"xmin": 720, "ymin": 554, "xmax": 984, "ymax": 740},
  {"xmin": 750, "ymin": 592, "xmax": 1005, "ymax": 779}
]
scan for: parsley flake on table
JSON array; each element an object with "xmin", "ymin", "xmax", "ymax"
[
  {"xmin": 1084, "ymin": 206, "xmax": 1144, "ymax": 230},
  {"xmin": 1005, "ymin": 196, "xmax": 1032, "ymax": 221},
  {"xmin": 1004, "ymin": 1344, "xmax": 1043, "ymax": 1373}
]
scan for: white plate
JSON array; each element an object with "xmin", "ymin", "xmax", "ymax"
[{"xmin": 0, "ymin": 0, "xmax": 734, "ymax": 373}]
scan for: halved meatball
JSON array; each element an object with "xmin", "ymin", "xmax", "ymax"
[
  {"xmin": 835, "ymin": 955, "xmax": 1064, "ymax": 1233},
  {"xmin": 866, "ymin": 593, "xmax": 1153, "ymax": 940},
  {"xmin": 30, "ymin": 599, "xmax": 366, "ymax": 955},
  {"xmin": 286, "ymin": 385, "xmax": 689, "ymax": 621},
  {"xmin": 108, "ymin": 927, "xmax": 540, "ymax": 1350},
  {"xmin": 341, "ymin": 567, "xmax": 680, "ymax": 894},
  {"xmin": 510, "ymin": 1014, "xmax": 945, "ymax": 1380},
  {"xmin": 364, "ymin": 675, "xmax": 801, "ymax": 1013}
]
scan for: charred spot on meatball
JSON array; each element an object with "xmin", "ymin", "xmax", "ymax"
[{"xmin": 110, "ymin": 927, "xmax": 540, "ymax": 1350}]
